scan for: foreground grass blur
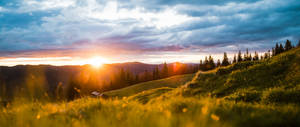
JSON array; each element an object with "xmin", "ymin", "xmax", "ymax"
[{"xmin": 1, "ymin": 96, "xmax": 299, "ymax": 127}]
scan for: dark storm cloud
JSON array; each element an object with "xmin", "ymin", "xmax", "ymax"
[{"xmin": 0, "ymin": 0, "xmax": 300, "ymax": 57}]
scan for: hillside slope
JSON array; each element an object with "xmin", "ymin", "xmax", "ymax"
[
  {"xmin": 103, "ymin": 73, "xmax": 195, "ymax": 97},
  {"xmin": 145, "ymin": 46, "xmax": 300, "ymax": 105}
]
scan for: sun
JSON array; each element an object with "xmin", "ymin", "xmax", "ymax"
[{"xmin": 87, "ymin": 57, "xmax": 108, "ymax": 68}]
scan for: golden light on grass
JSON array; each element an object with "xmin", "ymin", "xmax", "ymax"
[{"xmin": 87, "ymin": 56, "xmax": 108, "ymax": 68}]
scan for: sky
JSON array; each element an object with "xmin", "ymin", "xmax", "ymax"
[{"xmin": 0, "ymin": 0, "xmax": 300, "ymax": 66}]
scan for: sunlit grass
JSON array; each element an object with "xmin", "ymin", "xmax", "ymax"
[{"xmin": 1, "ymin": 96, "xmax": 299, "ymax": 127}]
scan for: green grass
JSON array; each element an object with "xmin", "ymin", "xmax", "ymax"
[
  {"xmin": 181, "ymin": 47, "xmax": 300, "ymax": 104},
  {"xmin": 103, "ymin": 73, "xmax": 195, "ymax": 97},
  {"xmin": 1, "ymin": 47, "xmax": 300, "ymax": 127},
  {"xmin": 1, "ymin": 96, "xmax": 300, "ymax": 127}
]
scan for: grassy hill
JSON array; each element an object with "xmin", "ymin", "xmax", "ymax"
[
  {"xmin": 1, "ymin": 47, "xmax": 300, "ymax": 127},
  {"xmin": 103, "ymin": 73, "xmax": 195, "ymax": 98},
  {"xmin": 176, "ymin": 46, "xmax": 300, "ymax": 104}
]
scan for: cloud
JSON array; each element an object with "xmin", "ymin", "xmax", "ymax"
[{"xmin": 0, "ymin": 0, "xmax": 300, "ymax": 63}]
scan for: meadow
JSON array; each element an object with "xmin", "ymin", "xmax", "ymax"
[{"xmin": 1, "ymin": 47, "xmax": 300, "ymax": 127}]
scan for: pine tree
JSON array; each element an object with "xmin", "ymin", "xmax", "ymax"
[
  {"xmin": 238, "ymin": 50, "xmax": 243, "ymax": 62},
  {"xmin": 279, "ymin": 43, "xmax": 284, "ymax": 53},
  {"xmin": 120, "ymin": 68, "xmax": 125, "ymax": 82},
  {"xmin": 199, "ymin": 60, "xmax": 203, "ymax": 70},
  {"xmin": 162, "ymin": 62, "xmax": 168, "ymax": 78},
  {"xmin": 285, "ymin": 39, "xmax": 293, "ymax": 51},
  {"xmin": 208, "ymin": 55, "xmax": 215, "ymax": 70},
  {"xmin": 297, "ymin": 40, "xmax": 300, "ymax": 47},
  {"xmin": 275, "ymin": 43, "xmax": 279, "ymax": 55},
  {"xmin": 249, "ymin": 53, "xmax": 252, "ymax": 61},
  {"xmin": 243, "ymin": 53, "xmax": 247, "ymax": 61},
  {"xmin": 245, "ymin": 48, "xmax": 249, "ymax": 61},
  {"xmin": 217, "ymin": 59, "xmax": 221, "ymax": 67},
  {"xmin": 142, "ymin": 70, "xmax": 151, "ymax": 81},
  {"xmin": 233, "ymin": 54, "xmax": 237, "ymax": 63},
  {"xmin": 264, "ymin": 52, "xmax": 268, "ymax": 59},
  {"xmin": 268, "ymin": 50, "xmax": 271, "ymax": 58},
  {"xmin": 204, "ymin": 56, "xmax": 209, "ymax": 71},
  {"xmin": 272, "ymin": 48, "xmax": 275, "ymax": 56},
  {"xmin": 221, "ymin": 52, "xmax": 230, "ymax": 66},
  {"xmin": 253, "ymin": 51, "xmax": 259, "ymax": 61},
  {"xmin": 155, "ymin": 66, "xmax": 159, "ymax": 79}
]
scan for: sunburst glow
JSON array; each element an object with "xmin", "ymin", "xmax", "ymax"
[{"xmin": 87, "ymin": 57, "xmax": 108, "ymax": 68}]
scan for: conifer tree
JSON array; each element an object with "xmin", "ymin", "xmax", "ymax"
[
  {"xmin": 253, "ymin": 51, "xmax": 259, "ymax": 61},
  {"xmin": 272, "ymin": 48, "xmax": 275, "ymax": 56},
  {"xmin": 217, "ymin": 59, "xmax": 221, "ymax": 67},
  {"xmin": 208, "ymin": 55, "xmax": 215, "ymax": 70},
  {"xmin": 152, "ymin": 66, "xmax": 159, "ymax": 80},
  {"xmin": 204, "ymin": 56, "xmax": 209, "ymax": 70},
  {"xmin": 162, "ymin": 62, "xmax": 168, "ymax": 78},
  {"xmin": 155, "ymin": 66, "xmax": 159, "ymax": 79},
  {"xmin": 221, "ymin": 52, "xmax": 230, "ymax": 66},
  {"xmin": 297, "ymin": 40, "xmax": 300, "ymax": 47},
  {"xmin": 243, "ymin": 53, "xmax": 247, "ymax": 61},
  {"xmin": 152, "ymin": 69, "xmax": 156, "ymax": 80},
  {"xmin": 238, "ymin": 50, "xmax": 243, "ymax": 62},
  {"xmin": 279, "ymin": 43, "xmax": 284, "ymax": 53},
  {"xmin": 233, "ymin": 54, "xmax": 237, "ymax": 63},
  {"xmin": 285, "ymin": 39, "xmax": 293, "ymax": 51},
  {"xmin": 249, "ymin": 53, "xmax": 252, "ymax": 61},
  {"xmin": 199, "ymin": 60, "xmax": 203, "ymax": 70},
  {"xmin": 275, "ymin": 43, "xmax": 279, "ymax": 55},
  {"xmin": 268, "ymin": 50, "xmax": 271, "ymax": 58},
  {"xmin": 264, "ymin": 53, "xmax": 269, "ymax": 59},
  {"xmin": 245, "ymin": 48, "xmax": 249, "ymax": 60}
]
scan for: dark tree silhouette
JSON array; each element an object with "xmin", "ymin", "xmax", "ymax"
[
  {"xmin": 217, "ymin": 59, "xmax": 221, "ymax": 67},
  {"xmin": 297, "ymin": 40, "xmax": 300, "ymax": 47},
  {"xmin": 279, "ymin": 43, "xmax": 284, "ymax": 53},
  {"xmin": 238, "ymin": 50, "xmax": 243, "ymax": 62},
  {"xmin": 285, "ymin": 40, "xmax": 293, "ymax": 51},
  {"xmin": 233, "ymin": 54, "xmax": 237, "ymax": 63},
  {"xmin": 249, "ymin": 53, "xmax": 252, "ymax": 61},
  {"xmin": 199, "ymin": 60, "xmax": 204, "ymax": 70},
  {"xmin": 162, "ymin": 62, "xmax": 168, "ymax": 78},
  {"xmin": 208, "ymin": 55, "xmax": 215, "ymax": 70},
  {"xmin": 275, "ymin": 43, "xmax": 279, "ymax": 55},
  {"xmin": 253, "ymin": 51, "xmax": 259, "ymax": 61},
  {"xmin": 204, "ymin": 56, "xmax": 209, "ymax": 71},
  {"xmin": 221, "ymin": 52, "xmax": 230, "ymax": 66}
]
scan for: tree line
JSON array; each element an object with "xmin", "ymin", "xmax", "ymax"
[{"xmin": 61, "ymin": 39, "xmax": 300, "ymax": 100}]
